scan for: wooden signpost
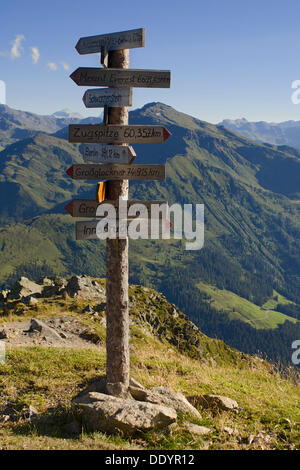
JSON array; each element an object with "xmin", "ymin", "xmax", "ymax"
[
  {"xmin": 65, "ymin": 200, "xmax": 167, "ymax": 218},
  {"xmin": 67, "ymin": 27, "xmax": 171, "ymax": 397},
  {"xmin": 70, "ymin": 68, "xmax": 170, "ymax": 88},
  {"xmin": 69, "ymin": 124, "xmax": 171, "ymax": 144},
  {"xmin": 66, "ymin": 163, "xmax": 165, "ymax": 181},
  {"xmin": 82, "ymin": 144, "xmax": 136, "ymax": 163},
  {"xmin": 75, "ymin": 28, "xmax": 145, "ymax": 54},
  {"xmin": 83, "ymin": 88, "xmax": 132, "ymax": 108}
]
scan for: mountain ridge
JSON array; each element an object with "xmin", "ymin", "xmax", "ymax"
[
  {"xmin": 0, "ymin": 102, "xmax": 300, "ymax": 363},
  {"xmin": 218, "ymin": 117, "xmax": 300, "ymax": 148}
]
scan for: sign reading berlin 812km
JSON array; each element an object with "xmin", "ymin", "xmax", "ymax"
[{"xmin": 82, "ymin": 144, "xmax": 135, "ymax": 163}]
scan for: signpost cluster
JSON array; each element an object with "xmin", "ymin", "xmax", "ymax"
[{"xmin": 66, "ymin": 28, "xmax": 171, "ymax": 396}]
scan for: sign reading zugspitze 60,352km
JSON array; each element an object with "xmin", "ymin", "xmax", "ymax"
[
  {"xmin": 69, "ymin": 125, "xmax": 171, "ymax": 144},
  {"xmin": 66, "ymin": 164, "xmax": 166, "ymax": 181},
  {"xmin": 75, "ymin": 28, "xmax": 145, "ymax": 54},
  {"xmin": 70, "ymin": 68, "xmax": 170, "ymax": 88}
]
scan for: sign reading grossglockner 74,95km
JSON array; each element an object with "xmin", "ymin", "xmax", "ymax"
[
  {"xmin": 69, "ymin": 125, "xmax": 171, "ymax": 144},
  {"xmin": 66, "ymin": 164, "xmax": 165, "ymax": 181},
  {"xmin": 70, "ymin": 68, "xmax": 170, "ymax": 88},
  {"xmin": 75, "ymin": 28, "xmax": 145, "ymax": 54}
]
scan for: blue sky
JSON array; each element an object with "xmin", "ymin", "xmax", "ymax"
[{"xmin": 1, "ymin": 0, "xmax": 300, "ymax": 123}]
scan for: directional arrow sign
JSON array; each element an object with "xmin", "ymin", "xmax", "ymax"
[
  {"xmin": 66, "ymin": 164, "xmax": 166, "ymax": 181},
  {"xmin": 69, "ymin": 125, "xmax": 171, "ymax": 144},
  {"xmin": 65, "ymin": 200, "xmax": 167, "ymax": 218},
  {"xmin": 82, "ymin": 144, "xmax": 136, "ymax": 163},
  {"xmin": 75, "ymin": 28, "xmax": 145, "ymax": 54},
  {"xmin": 70, "ymin": 68, "xmax": 170, "ymax": 88},
  {"xmin": 83, "ymin": 88, "xmax": 132, "ymax": 108},
  {"xmin": 76, "ymin": 219, "xmax": 168, "ymax": 240}
]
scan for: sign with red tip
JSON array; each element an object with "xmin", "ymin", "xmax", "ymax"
[
  {"xmin": 64, "ymin": 201, "xmax": 73, "ymax": 216},
  {"xmin": 163, "ymin": 127, "xmax": 171, "ymax": 142},
  {"xmin": 66, "ymin": 166, "xmax": 74, "ymax": 178},
  {"xmin": 69, "ymin": 125, "xmax": 171, "ymax": 144},
  {"xmin": 65, "ymin": 164, "xmax": 165, "ymax": 181}
]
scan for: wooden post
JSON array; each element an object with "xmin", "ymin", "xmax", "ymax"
[{"xmin": 105, "ymin": 48, "xmax": 130, "ymax": 397}]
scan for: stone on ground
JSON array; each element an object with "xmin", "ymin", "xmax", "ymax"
[
  {"xmin": 29, "ymin": 318, "xmax": 64, "ymax": 343},
  {"xmin": 183, "ymin": 422, "xmax": 211, "ymax": 435},
  {"xmin": 73, "ymin": 391, "xmax": 177, "ymax": 435},
  {"xmin": 196, "ymin": 394, "xmax": 239, "ymax": 412},
  {"xmin": 41, "ymin": 277, "xmax": 67, "ymax": 297},
  {"xmin": 65, "ymin": 276, "xmax": 105, "ymax": 300},
  {"xmin": 8, "ymin": 277, "xmax": 43, "ymax": 300},
  {"xmin": 23, "ymin": 405, "xmax": 39, "ymax": 422},
  {"xmin": 129, "ymin": 385, "xmax": 201, "ymax": 419}
]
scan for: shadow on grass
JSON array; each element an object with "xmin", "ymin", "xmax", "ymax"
[
  {"xmin": 10, "ymin": 374, "xmax": 109, "ymax": 440},
  {"xmin": 10, "ymin": 405, "xmax": 83, "ymax": 440}
]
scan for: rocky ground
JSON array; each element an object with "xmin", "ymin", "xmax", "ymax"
[
  {"xmin": 0, "ymin": 316, "xmax": 101, "ymax": 349},
  {"xmin": 0, "ymin": 274, "xmax": 236, "ymax": 365},
  {"xmin": 0, "ymin": 275, "xmax": 107, "ymax": 349},
  {"xmin": 0, "ymin": 275, "xmax": 299, "ymax": 450}
]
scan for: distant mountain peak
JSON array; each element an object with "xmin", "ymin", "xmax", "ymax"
[
  {"xmin": 52, "ymin": 109, "xmax": 83, "ymax": 120},
  {"xmin": 217, "ymin": 116, "xmax": 300, "ymax": 148},
  {"xmin": 219, "ymin": 117, "xmax": 248, "ymax": 128},
  {"xmin": 139, "ymin": 102, "xmax": 173, "ymax": 111}
]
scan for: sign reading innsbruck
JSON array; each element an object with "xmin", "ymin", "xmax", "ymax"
[
  {"xmin": 75, "ymin": 219, "xmax": 169, "ymax": 241},
  {"xmin": 75, "ymin": 28, "xmax": 145, "ymax": 54},
  {"xmin": 82, "ymin": 144, "xmax": 136, "ymax": 163},
  {"xmin": 70, "ymin": 68, "xmax": 170, "ymax": 88},
  {"xmin": 65, "ymin": 199, "xmax": 167, "ymax": 218},
  {"xmin": 83, "ymin": 88, "xmax": 132, "ymax": 108},
  {"xmin": 66, "ymin": 163, "xmax": 165, "ymax": 181},
  {"xmin": 69, "ymin": 125, "xmax": 171, "ymax": 144}
]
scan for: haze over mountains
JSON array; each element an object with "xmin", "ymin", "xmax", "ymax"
[
  {"xmin": 219, "ymin": 117, "xmax": 300, "ymax": 148},
  {"xmin": 51, "ymin": 109, "xmax": 83, "ymax": 120},
  {"xmin": 0, "ymin": 102, "xmax": 300, "ymax": 363},
  {"xmin": 0, "ymin": 104, "xmax": 101, "ymax": 149}
]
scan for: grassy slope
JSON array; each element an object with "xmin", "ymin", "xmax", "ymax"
[
  {"xmin": 262, "ymin": 290, "xmax": 295, "ymax": 309},
  {"xmin": 196, "ymin": 282, "xmax": 297, "ymax": 329},
  {"xmin": 0, "ymin": 283, "xmax": 299, "ymax": 450}
]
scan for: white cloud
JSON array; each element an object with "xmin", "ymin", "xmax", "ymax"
[
  {"xmin": 47, "ymin": 62, "xmax": 58, "ymax": 71},
  {"xmin": 11, "ymin": 34, "xmax": 25, "ymax": 59},
  {"xmin": 30, "ymin": 46, "xmax": 40, "ymax": 64},
  {"xmin": 61, "ymin": 62, "xmax": 70, "ymax": 71}
]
